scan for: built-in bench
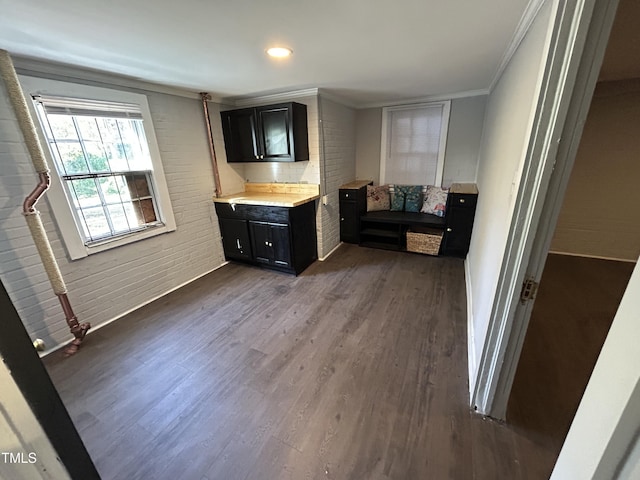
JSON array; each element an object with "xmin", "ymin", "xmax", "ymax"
[
  {"xmin": 339, "ymin": 182, "xmax": 478, "ymax": 257},
  {"xmin": 359, "ymin": 210, "xmax": 446, "ymax": 251}
]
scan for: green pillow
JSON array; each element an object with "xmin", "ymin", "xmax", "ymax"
[
  {"xmin": 403, "ymin": 185, "xmax": 423, "ymax": 212},
  {"xmin": 389, "ymin": 185, "xmax": 405, "ymax": 211}
]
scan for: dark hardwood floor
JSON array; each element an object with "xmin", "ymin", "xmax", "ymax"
[
  {"xmin": 508, "ymin": 253, "xmax": 635, "ymax": 478},
  {"xmin": 45, "ymin": 244, "xmax": 551, "ymax": 480}
]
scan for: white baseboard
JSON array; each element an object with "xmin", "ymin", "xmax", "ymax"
[
  {"xmin": 319, "ymin": 242, "xmax": 343, "ymax": 261},
  {"xmin": 548, "ymin": 250, "xmax": 638, "ymax": 264},
  {"xmin": 464, "ymin": 257, "xmax": 477, "ymax": 404},
  {"xmin": 40, "ymin": 261, "xmax": 229, "ymax": 357}
]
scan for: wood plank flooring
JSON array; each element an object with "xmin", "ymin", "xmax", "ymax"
[
  {"xmin": 45, "ymin": 244, "xmax": 551, "ymax": 480},
  {"xmin": 507, "ymin": 253, "xmax": 635, "ymax": 478}
]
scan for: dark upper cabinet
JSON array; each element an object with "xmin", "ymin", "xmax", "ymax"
[{"xmin": 221, "ymin": 102, "xmax": 309, "ymax": 163}]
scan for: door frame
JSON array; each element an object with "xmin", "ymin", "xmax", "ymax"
[
  {"xmin": 0, "ymin": 279, "xmax": 100, "ymax": 478},
  {"xmin": 471, "ymin": 0, "xmax": 620, "ymax": 418}
]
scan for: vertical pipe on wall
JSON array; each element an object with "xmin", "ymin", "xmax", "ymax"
[
  {"xmin": 200, "ymin": 93, "xmax": 222, "ymax": 197},
  {"xmin": 0, "ymin": 49, "xmax": 90, "ymax": 356}
]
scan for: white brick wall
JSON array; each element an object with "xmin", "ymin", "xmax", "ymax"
[
  {"xmin": 0, "ymin": 75, "xmax": 226, "ymax": 351},
  {"xmin": 318, "ymin": 97, "xmax": 356, "ymax": 258}
]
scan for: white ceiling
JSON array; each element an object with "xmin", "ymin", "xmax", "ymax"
[{"xmin": 0, "ymin": 0, "xmax": 531, "ymax": 106}]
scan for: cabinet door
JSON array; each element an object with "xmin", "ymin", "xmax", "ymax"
[
  {"xmin": 340, "ymin": 201, "xmax": 359, "ymax": 243},
  {"xmin": 257, "ymin": 105, "xmax": 292, "ymax": 161},
  {"xmin": 219, "ymin": 218, "xmax": 252, "ymax": 261},
  {"xmin": 221, "ymin": 109, "xmax": 259, "ymax": 162},
  {"xmin": 249, "ymin": 222, "xmax": 292, "ymax": 267},
  {"xmin": 442, "ymin": 206, "xmax": 475, "ymax": 257}
]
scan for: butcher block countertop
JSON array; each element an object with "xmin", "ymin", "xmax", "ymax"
[{"xmin": 213, "ymin": 183, "xmax": 320, "ymax": 207}]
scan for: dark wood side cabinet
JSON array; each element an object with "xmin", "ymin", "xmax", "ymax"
[
  {"xmin": 339, "ymin": 180, "xmax": 371, "ymax": 243},
  {"xmin": 441, "ymin": 183, "xmax": 478, "ymax": 257},
  {"xmin": 220, "ymin": 102, "xmax": 309, "ymax": 163},
  {"xmin": 215, "ymin": 201, "xmax": 317, "ymax": 275}
]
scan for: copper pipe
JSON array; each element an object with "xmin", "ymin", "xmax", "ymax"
[
  {"xmin": 23, "ymin": 171, "xmax": 51, "ymax": 213},
  {"xmin": 200, "ymin": 92, "xmax": 222, "ymax": 198},
  {"xmin": 23, "ymin": 172, "xmax": 90, "ymax": 356}
]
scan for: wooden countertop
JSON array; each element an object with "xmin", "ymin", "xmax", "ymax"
[
  {"xmin": 213, "ymin": 183, "xmax": 320, "ymax": 207},
  {"xmin": 340, "ymin": 180, "xmax": 372, "ymax": 189}
]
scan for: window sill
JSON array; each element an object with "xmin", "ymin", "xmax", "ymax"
[{"xmin": 69, "ymin": 224, "xmax": 176, "ymax": 260}]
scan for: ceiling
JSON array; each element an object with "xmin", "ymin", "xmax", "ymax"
[{"xmin": 0, "ymin": 0, "xmax": 532, "ymax": 106}]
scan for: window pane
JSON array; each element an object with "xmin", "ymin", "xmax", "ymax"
[
  {"xmin": 47, "ymin": 115, "xmax": 77, "ymax": 140},
  {"xmin": 126, "ymin": 173, "xmax": 151, "ymax": 198},
  {"xmin": 84, "ymin": 141, "xmax": 110, "ymax": 172},
  {"xmin": 385, "ymin": 105, "xmax": 445, "ymax": 185},
  {"xmin": 75, "ymin": 117, "xmax": 101, "ymax": 141},
  {"xmin": 57, "ymin": 143, "xmax": 88, "ymax": 175},
  {"xmin": 69, "ymin": 178, "xmax": 100, "ymax": 208},
  {"xmin": 117, "ymin": 120, "xmax": 152, "ymax": 170},
  {"xmin": 107, "ymin": 204, "xmax": 131, "ymax": 233},
  {"xmin": 82, "ymin": 206, "xmax": 111, "ymax": 239}
]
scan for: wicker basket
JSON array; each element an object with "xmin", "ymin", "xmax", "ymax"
[{"xmin": 406, "ymin": 227, "xmax": 443, "ymax": 255}]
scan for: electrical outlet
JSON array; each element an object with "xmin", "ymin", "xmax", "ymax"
[{"xmin": 322, "ymin": 195, "xmax": 328, "ymax": 205}]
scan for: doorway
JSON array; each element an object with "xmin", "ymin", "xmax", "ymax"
[{"xmin": 506, "ymin": 0, "xmax": 640, "ymax": 471}]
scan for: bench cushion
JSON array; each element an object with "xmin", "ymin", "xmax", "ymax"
[{"xmin": 361, "ymin": 210, "xmax": 446, "ymax": 228}]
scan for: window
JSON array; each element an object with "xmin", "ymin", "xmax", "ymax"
[
  {"xmin": 20, "ymin": 76, "xmax": 175, "ymax": 259},
  {"xmin": 380, "ymin": 102, "xmax": 451, "ymax": 186}
]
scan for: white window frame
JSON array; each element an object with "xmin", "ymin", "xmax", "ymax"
[
  {"xmin": 19, "ymin": 75, "xmax": 176, "ymax": 260},
  {"xmin": 379, "ymin": 101, "xmax": 451, "ymax": 186}
]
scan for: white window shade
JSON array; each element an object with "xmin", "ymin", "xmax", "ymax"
[{"xmin": 380, "ymin": 102, "xmax": 450, "ymax": 186}]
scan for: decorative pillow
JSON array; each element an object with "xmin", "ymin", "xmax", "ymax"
[
  {"xmin": 366, "ymin": 184, "xmax": 390, "ymax": 212},
  {"xmin": 388, "ymin": 184, "xmax": 405, "ymax": 211},
  {"xmin": 421, "ymin": 185, "xmax": 449, "ymax": 217},
  {"xmin": 402, "ymin": 185, "xmax": 423, "ymax": 212}
]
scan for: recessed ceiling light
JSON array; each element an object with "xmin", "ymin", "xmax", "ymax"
[{"xmin": 266, "ymin": 47, "xmax": 293, "ymax": 58}]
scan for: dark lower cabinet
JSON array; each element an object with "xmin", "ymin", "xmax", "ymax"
[
  {"xmin": 441, "ymin": 184, "xmax": 478, "ymax": 257},
  {"xmin": 250, "ymin": 221, "xmax": 292, "ymax": 268},
  {"xmin": 215, "ymin": 200, "xmax": 317, "ymax": 275},
  {"xmin": 339, "ymin": 180, "xmax": 371, "ymax": 244},
  {"xmin": 219, "ymin": 218, "xmax": 252, "ymax": 261}
]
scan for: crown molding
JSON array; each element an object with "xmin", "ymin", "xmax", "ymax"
[
  {"xmin": 317, "ymin": 89, "xmax": 358, "ymax": 108},
  {"xmin": 358, "ymin": 89, "xmax": 490, "ymax": 109},
  {"xmin": 11, "ymin": 55, "xmax": 209, "ymax": 101},
  {"xmin": 228, "ymin": 88, "xmax": 320, "ymax": 107},
  {"xmin": 489, "ymin": 0, "xmax": 547, "ymax": 92}
]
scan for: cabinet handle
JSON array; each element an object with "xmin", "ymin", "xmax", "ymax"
[
  {"xmin": 341, "ymin": 217, "xmax": 344, "ymax": 221},
  {"xmin": 255, "ymin": 155, "xmax": 259, "ymax": 159},
  {"xmin": 236, "ymin": 239, "xmax": 241, "ymax": 249},
  {"xmin": 459, "ymin": 198, "xmax": 465, "ymax": 203},
  {"xmin": 345, "ymin": 193, "xmax": 349, "ymax": 198},
  {"xmin": 260, "ymin": 154, "xmax": 264, "ymax": 159},
  {"xmin": 265, "ymin": 241, "xmax": 269, "ymax": 246},
  {"xmin": 269, "ymin": 242, "xmax": 273, "ymax": 247},
  {"xmin": 447, "ymin": 228, "xmax": 452, "ymax": 232}
]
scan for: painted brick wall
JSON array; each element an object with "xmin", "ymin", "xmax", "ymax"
[
  {"xmin": 318, "ymin": 97, "xmax": 356, "ymax": 258},
  {"xmin": 0, "ymin": 75, "xmax": 225, "ymax": 351}
]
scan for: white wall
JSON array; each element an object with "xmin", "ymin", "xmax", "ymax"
[
  {"xmin": 550, "ymin": 79, "xmax": 640, "ymax": 262},
  {"xmin": 466, "ymin": 0, "xmax": 556, "ymax": 388},
  {"xmin": 318, "ymin": 96, "xmax": 356, "ymax": 258},
  {"xmin": 354, "ymin": 95, "xmax": 487, "ymax": 186},
  {"xmin": 0, "ymin": 67, "xmax": 226, "ymax": 351},
  {"xmin": 551, "ymin": 258, "xmax": 640, "ymax": 479}
]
